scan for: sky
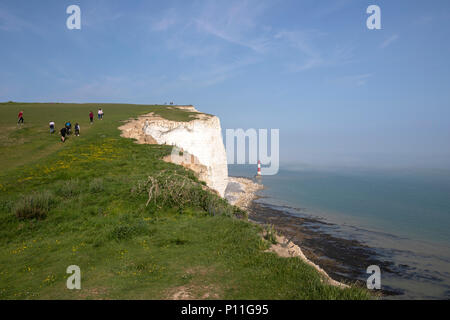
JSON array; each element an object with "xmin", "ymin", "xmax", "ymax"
[{"xmin": 1, "ymin": 0, "xmax": 450, "ymax": 169}]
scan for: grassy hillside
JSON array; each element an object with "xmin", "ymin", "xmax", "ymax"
[{"xmin": 0, "ymin": 102, "xmax": 371, "ymax": 299}]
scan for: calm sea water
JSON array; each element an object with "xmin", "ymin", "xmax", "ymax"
[{"xmin": 228, "ymin": 164, "xmax": 450, "ymax": 299}]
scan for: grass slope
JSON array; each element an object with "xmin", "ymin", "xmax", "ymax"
[{"xmin": 0, "ymin": 102, "xmax": 371, "ymax": 300}]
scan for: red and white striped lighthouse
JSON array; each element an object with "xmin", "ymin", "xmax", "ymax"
[{"xmin": 257, "ymin": 160, "xmax": 262, "ymax": 176}]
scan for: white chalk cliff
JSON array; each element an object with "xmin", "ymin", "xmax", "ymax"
[{"xmin": 119, "ymin": 106, "xmax": 228, "ymax": 197}]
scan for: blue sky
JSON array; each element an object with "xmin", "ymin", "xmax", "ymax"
[{"xmin": 1, "ymin": 0, "xmax": 450, "ymax": 169}]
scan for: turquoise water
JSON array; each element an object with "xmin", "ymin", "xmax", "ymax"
[{"xmin": 229, "ymin": 165, "xmax": 450, "ymax": 299}]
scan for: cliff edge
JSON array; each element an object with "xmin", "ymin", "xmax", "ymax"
[{"xmin": 119, "ymin": 106, "xmax": 229, "ymax": 197}]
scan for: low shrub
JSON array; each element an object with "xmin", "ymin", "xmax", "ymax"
[
  {"xmin": 169, "ymin": 237, "xmax": 188, "ymax": 245},
  {"xmin": 56, "ymin": 179, "xmax": 80, "ymax": 198},
  {"xmin": 0, "ymin": 199, "xmax": 14, "ymax": 213},
  {"xmin": 264, "ymin": 224, "xmax": 278, "ymax": 244},
  {"xmin": 132, "ymin": 170, "xmax": 244, "ymax": 218},
  {"xmin": 14, "ymin": 191, "xmax": 55, "ymax": 220},
  {"xmin": 89, "ymin": 178, "xmax": 104, "ymax": 193},
  {"xmin": 110, "ymin": 220, "xmax": 151, "ymax": 241},
  {"xmin": 110, "ymin": 225, "xmax": 134, "ymax": 240}
]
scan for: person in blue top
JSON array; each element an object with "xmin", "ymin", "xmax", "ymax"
[{"xmin": 65, "ymin": 121, "xmax": 72, "ymax": 135}]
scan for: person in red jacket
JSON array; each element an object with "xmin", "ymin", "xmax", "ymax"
[
  {"xmin": 89, "ymin": 111, "xmax": 94, "ymax": 124},
  {"xmin": 17, "ymin": 111, "xmax": 24, "ymax": 124}
]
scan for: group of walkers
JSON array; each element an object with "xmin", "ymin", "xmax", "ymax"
[
  {"xmin": 58, "ymin": 121, "xmax": 81, "ymax": 142},
  {"xmin": 89, "ymin": 108, "xmax": 104, "ymax": 123},
  {"xmin": 17, "ymin": 108, "xmax": 104, "ymax": 143}
]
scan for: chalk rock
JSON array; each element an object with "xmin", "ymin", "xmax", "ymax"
[{"xmin": 119, "ymin": 106, "xmax": 228, "ymax": 197}]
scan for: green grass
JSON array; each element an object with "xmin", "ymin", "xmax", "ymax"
[{"xmin": 0, "ymin": 102, "xmax": 371, "ymax": 300}]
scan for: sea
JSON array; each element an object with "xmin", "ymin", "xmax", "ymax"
[{"xmin": 228, "ymin": 164, "xmax": 450, "ymax": 299}]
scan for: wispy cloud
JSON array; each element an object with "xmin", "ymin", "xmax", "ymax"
[
  {"xmin": 194, "ymin": 19, "xmax": 269, "ymax": 53},
  {"xmin": 138, "ymin": 0, "xmax": 362, "ymax": 88},
  {"xmin": 348, "ymin": 73, "xmax": 372, "ymax": 86},
  {"xmin": 275, "ymin": 30, "xmax": 355, "ymax": 72},
  {"xmin": 0, "ymin": 6, "xmax": 45, "ymax": 36},
  {"xmin": 192, "ymin": 0, "xmax": 272, "ymax": 53},
  {"xmin": 151, "ymin": 8, "xmax": 178, "ymax": 31},
  {"xmin": 59, "ymin": 57, "xmax": 259, "ymax": 102},
  {"xmin": 149, "ymin": 1, "xmax": 271, "ymax": 56},
  {"xmin": 331, "ymin": 73, "xmax": 373, "ymax": 86},
  {"xmin": 274, "ymin": 30, "xmax": 324, "ymax": 71},
  {"xmin": 274, "ymin": 30, "xmax": 324, "ymax": 58},
  {"xmin": 146, "ymin": 0, "xmax": 270, "ymax": 84},
  {"xmin": 176, "ymin": 57, "xmax": 259, "ymax": 88},
  {"xmin": 380, "ymin": 34, "xmax": 399, "ymax": 49},
  {"xmin": 153, "ymin": 17, "xmax": 176, "ymax": 31},
  {"xmin": 164, "ymin": 34, "xmax": 222, "ymax": 58},
  {"xmin": 148, "ymin": 1, "xmax": 357, "ymax": 74}
]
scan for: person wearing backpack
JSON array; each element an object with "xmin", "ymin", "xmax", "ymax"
[
  {"xmin": 74, "ymin": 123, "xmax": 80, "ymax": 136},
  {"xmin": 60, "ymin": 127, "xmax": 67, "ymax": 142}
]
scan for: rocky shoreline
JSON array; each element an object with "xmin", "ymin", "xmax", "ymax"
[
  {"xmin": 225, "ymin": 176, "xmax": 350, "ymax": 289},
  {"xmin": 225, "ymin": 176, "xmax": 406, "ymax": 296},
  {"xmin": 249, "ymin": 201, "xmax": 407, "ymax": 296}
]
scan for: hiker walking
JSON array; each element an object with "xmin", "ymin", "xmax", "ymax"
[
  {"xmin": 98, "ymin": 108, "xmax": 104, "ymax": 120},
  {"xmin": 60, "ymin": 127, "xmax": 67, "ymax": 142},
  {"xmin": 89, "ymin": 111, "xmax": 94, "ymax": 124},
  {"xmin": 74, "ymin": 123, "xmax": 80, "ymax": 136},
  {"xmin": 65, "ymin": 121, "xmax": 72, "ymax": 135},
  {"xmin": 49, "ymin": 121, "xmax": 55, "ymax": 134},
  {"xmin": 17, "ymin": 110, "xmax": 24, "ymax": 125}
]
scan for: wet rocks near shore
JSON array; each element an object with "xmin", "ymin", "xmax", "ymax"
[
  {"xmin": 225, "ymin": 176, "xmax": 348, "ymax": 288},
  {"xmin": 248, "ymin": 202, "xmax": 403, "ymax": 296}
]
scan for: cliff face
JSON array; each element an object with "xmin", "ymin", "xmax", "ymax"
[{"xmin": 119, "ymin": 106, "xmax": 228, "ymax": 197}]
